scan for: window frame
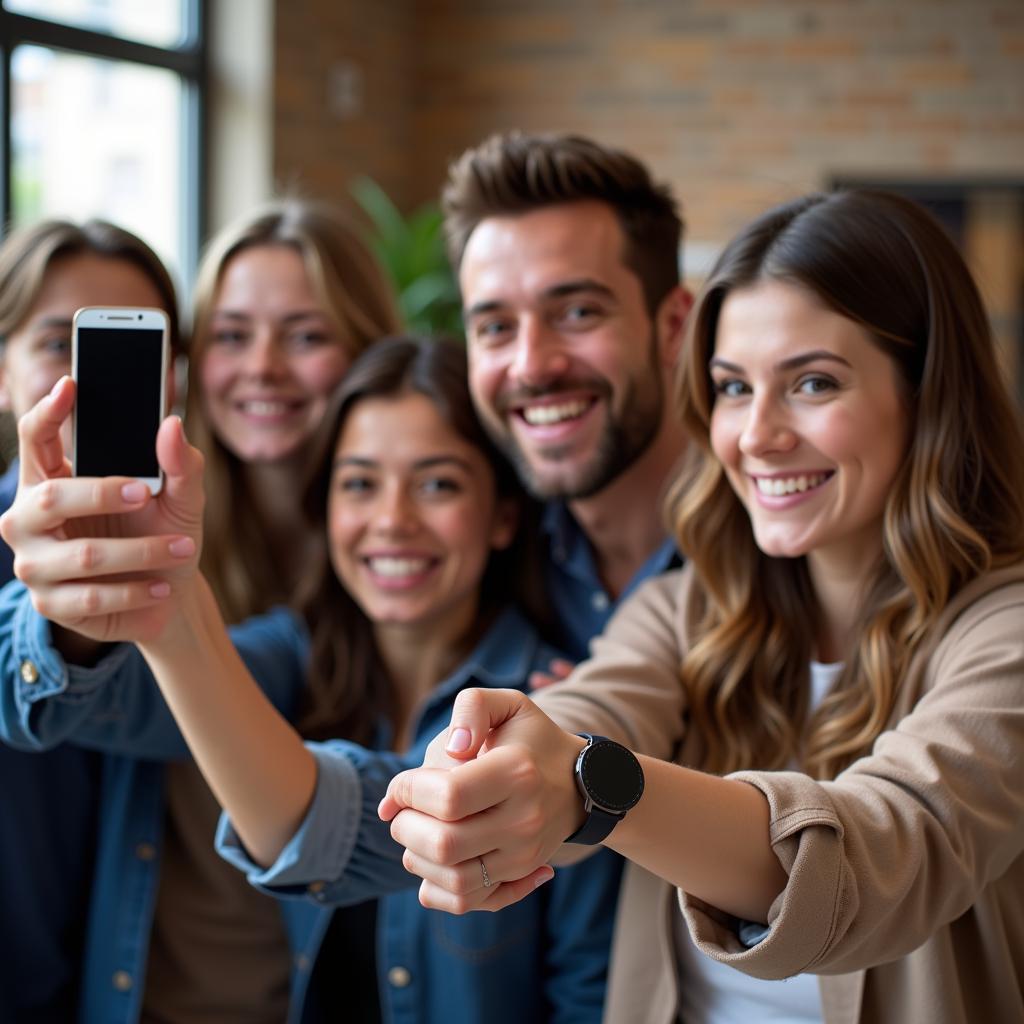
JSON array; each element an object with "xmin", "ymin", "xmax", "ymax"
[{"xmin": 0, "ymin": 2, "xmax": 208, "ymax": 279}]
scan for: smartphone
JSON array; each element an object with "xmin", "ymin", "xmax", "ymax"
[{"xmin": 72, "ymin": 307, "xmax": 169, "ymax": 494}]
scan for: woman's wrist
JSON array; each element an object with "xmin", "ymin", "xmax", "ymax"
[{"xmin": 137, "ymin": 573, "xmax": 217, "ymax": 661}]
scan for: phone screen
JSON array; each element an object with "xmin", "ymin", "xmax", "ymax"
[{"xmin": 75, "ymin": 327, "xmax": 164, "ymax": 478}]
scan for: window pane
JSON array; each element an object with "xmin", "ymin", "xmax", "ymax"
[
  {"xmin": 10, "ymin": 44, "xmax": 186, "ymax": 286},
  {"xmin": 4, "ymin": 0, "xmax": 187, "ymax": 48}
]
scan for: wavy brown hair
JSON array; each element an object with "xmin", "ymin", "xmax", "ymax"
[
  {"xmin": 186, "ymin": 198, "xmax": 402, "ymax": 622},
  {"xmin": 668, "ymin": 189, "xmax": 1024, "ymax": 779},
  {"xmin": 294, "ymin": 335, "xmax": 547, "ymax": 744}
]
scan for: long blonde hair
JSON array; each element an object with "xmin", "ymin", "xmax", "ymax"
[
  {"xmin": 668, "ymin": 190, "xmax": 1024, "ymax": 779},
  {"xmin": 186, "ymin": 198, "xmax": 402, "ymax": 622}
]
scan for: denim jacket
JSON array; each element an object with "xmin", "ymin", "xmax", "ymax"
[
  {"xmin": 0, "ymin": 584, "xmax": 620, "ymax": 1024},
  {"xmin": 0, "ymin": 463, "xmax": 105, "ymax": 1022},
  {"xmin": 0, "ymin": 581, "xmax": 305, "ymax": 1023}
]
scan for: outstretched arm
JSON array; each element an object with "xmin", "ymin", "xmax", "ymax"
[
  {"xmin": 0, "ymin": 376, "xmax": 205, "ymax": 750},
  {"xmin": 379, "ymin": 688, "xmax": 786, "ymax": 923},
  {"xmin": 0, "ymin": 378, "xmax": 318, "ymax": 865},
  {"xmin": 136, "ymin": 577, "xmax": 318, "ymax": 867}
]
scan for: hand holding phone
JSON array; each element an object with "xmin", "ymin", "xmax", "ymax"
[
  {"xmin": 0, "ymin": 376, "xmax": 205, "ymax": 649},
  {"xmin": 72, "ymin": 307, "xmax": 169, "ymax": 493}
]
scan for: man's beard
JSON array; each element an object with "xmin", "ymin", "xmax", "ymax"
[{"xmin": 489, "ymin": 355, "xmax": 664, "ymax": 501}]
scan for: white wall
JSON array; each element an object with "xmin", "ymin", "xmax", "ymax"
[{"xmin": 207, "ymin": 0, "xmax": 274, "ymax": 234}]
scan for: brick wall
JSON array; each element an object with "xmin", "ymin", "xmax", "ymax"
[
  {"xmin": 274, "ymin": 0, "xmax": 1024, "ymax": 257},
  {"xmin": 273, "ymin": 0, "xmax": 1024, "ymax": 383},
  {"xmin": 273, "ymin": 0, "xmax": 415, "ymax": 209}
]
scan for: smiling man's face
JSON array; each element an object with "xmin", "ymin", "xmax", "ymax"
[{"xmin": 461, "ymin": 201, "xmax": 666, "ymax": 500}]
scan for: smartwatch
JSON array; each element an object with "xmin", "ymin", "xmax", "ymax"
[{"xmin": 565, "ymin": 734, "xmax": 645, "ymax": 845}]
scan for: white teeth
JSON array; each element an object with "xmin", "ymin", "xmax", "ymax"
[
  {"xmin": 755, "ymin": 473, "xmax": 828, "ymax": 496},
  {"xmin": 242, "ymin": 400, "xmax": 291, "ymax": 416},
  {"xmin": 367, "ymin": 556, "xmax": 430, "ymax": 577},
  {"xmin": 522, "ymin": 399, "xmax": 590, "ymax": 426}
]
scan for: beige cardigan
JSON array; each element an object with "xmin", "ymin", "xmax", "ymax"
[{"xmin": 535, "ymin": 564, "xmax": 1024, "ymax": 1024}]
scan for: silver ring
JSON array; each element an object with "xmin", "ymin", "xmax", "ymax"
[{"xmin": 479, "ymin": 856, "xmax": 492, "ymax": 888}]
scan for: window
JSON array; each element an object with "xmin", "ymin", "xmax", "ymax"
[{"xmin": 0, "ymin": 0, "xmax": 207, "ymax": 289}]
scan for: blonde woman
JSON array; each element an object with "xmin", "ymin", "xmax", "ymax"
[
  {"xmin": 187, "ymin": 197, "xmax": 402, "ymax": 622},
  {"xmin": 381, "ymin": 189, "xmax": 1024, "ymax": 1024}
]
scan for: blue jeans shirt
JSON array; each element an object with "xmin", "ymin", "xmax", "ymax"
[
  {"xmin": 0, "ymin": 581, "xmax": 304, "ymax": 1023},
  {"xmin": 0, "ymin": 461, "xmax": 104, "ymax": 1022},
  {"xmin": 0, "ymin": 587, "xmax": 620, "ymax": 1024}
]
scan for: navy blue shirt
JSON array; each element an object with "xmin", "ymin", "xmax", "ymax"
[
  {"xmin": 541, "ymin": 500, "xmax": 681, "ymax": 662},
  {"xmin": 0, "ymin": 459, "xmax": 103, "ymax": 1022}
]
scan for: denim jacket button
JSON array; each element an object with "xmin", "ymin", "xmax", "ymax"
[
  {"xmin": 308, "ymin": 881, "xmax": 327, "ymax": 898},
  {"xmin": 387, "ymin": 965, "xmax": 412, "ymax": 988},
  {"xmin": 135, "ymin": 842, "xmax": 156, "ymax": 861},
  {"xmin": 112, "ymin": 970, "xmax": 133, "ymax": 992},
  {"xmin": 19, "ymin": 660, "xmax": 39, "ymax": 684}
]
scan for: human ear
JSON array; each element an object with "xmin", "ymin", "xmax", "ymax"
[{"xmin": 655, "ymin": 285, "xmax": 694, "ymax": 369}]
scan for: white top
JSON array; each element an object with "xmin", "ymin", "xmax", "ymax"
[{"xmin": 673, "ymin": 660, "xmax": 844, "ymax": 1024}]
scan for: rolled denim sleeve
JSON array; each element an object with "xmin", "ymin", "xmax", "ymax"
[
  {"xmin": 0, "ymin": 580, "xmax": 148, "ymax": 751},
  {"xmin": 216, "ymin": 740, "xmax": 418, "ymax": 906},
  {"xmin": 0, "ymin": 580, "xmax": 305, "ymax": 759},
  {"xmin": 215, "ymin": 608, "xmax": 578, "ymax": 920}
]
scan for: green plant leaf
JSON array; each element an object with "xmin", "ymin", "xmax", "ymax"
[
  {"xmin": 401, "ymin": 271, "xmax": 459, "ymax": 320},
  {"xmin": 351, "ymin": 176, "xmax": 406, "ymax": 243},
  {"xmin": 351, "ymin": 176, "xmax": 463, "ymax": 337},
  {"xmin": 351, "ymin": 176, "xmax": 413, "ymax": 282}
]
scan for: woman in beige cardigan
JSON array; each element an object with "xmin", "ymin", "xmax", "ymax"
[{"xmin": 380, "ymin": 189, "xmax": 1024, "ymax": 1023}]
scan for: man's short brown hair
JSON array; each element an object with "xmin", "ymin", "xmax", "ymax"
[{"xmin": 442, "ymin": 131, "xmax": 684, "ymax": 315}]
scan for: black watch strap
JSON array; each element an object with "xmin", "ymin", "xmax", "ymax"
[{"xmin": 564, "ymin": 803, "xmax": 623, "ymax": 845}]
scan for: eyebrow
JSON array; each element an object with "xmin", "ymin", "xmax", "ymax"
[
  {"xmin": 709, "ymin": 350, "xmax": 853, "ymax": 373},
  {"xmin": 211, "ymin": 310, "xmax": 328, "ymax": 324},
  {"xmin": 464, "ymin": 278, "xmax": 615, "ymax": 318},
  {"xmin": 30, "ymin": 316, "xmax": 72, "ymax": 331},
  {"xmin": 333, "ymin": 454, "xmax": 475, "ymax": 472}
]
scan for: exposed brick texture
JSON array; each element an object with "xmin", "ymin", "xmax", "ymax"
[
  {"xmin": 274, "ymin": 0, "xmax": 1023, "ymax": 245},
  {"xmin": 273, "ymin": 0, "xmax": 1024, "ymax": 383}
]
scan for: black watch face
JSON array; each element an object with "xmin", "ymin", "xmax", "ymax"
[{"xmin": 582, "ymin": 742, "xmax": 644, "ymax": 812}]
